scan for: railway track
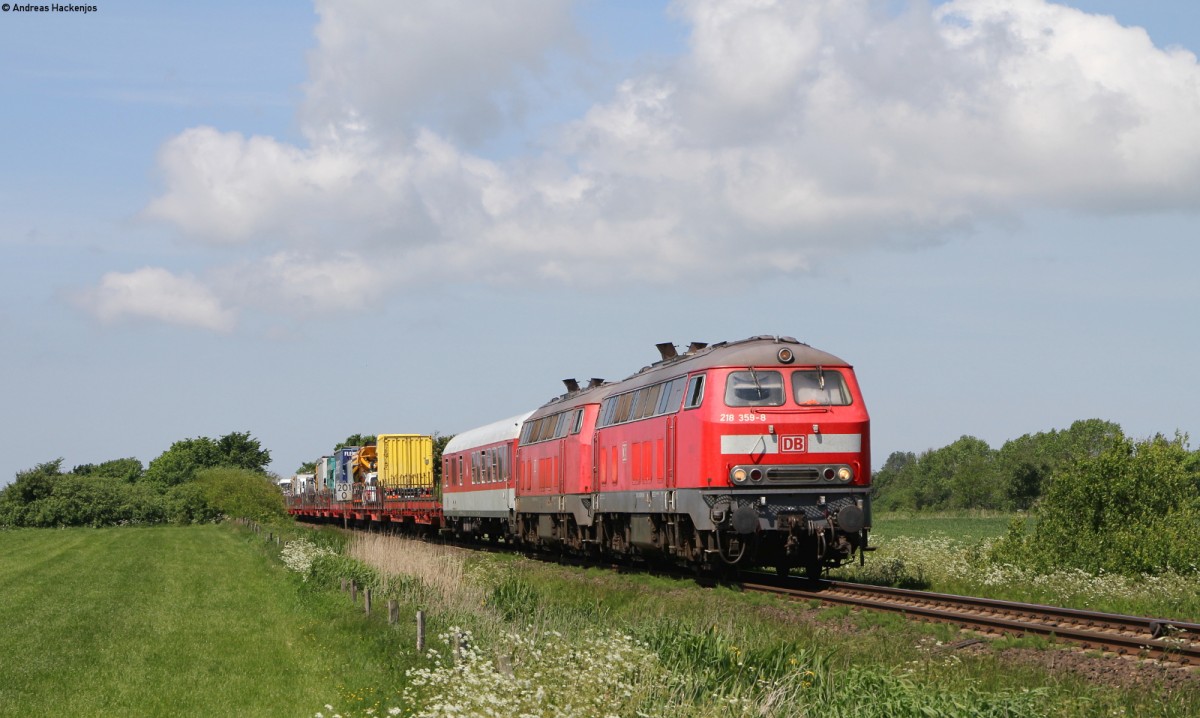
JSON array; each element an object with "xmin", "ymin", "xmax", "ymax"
[{"xmin": 745, "ymin": 578, "xmax": 1200, "ymax": 666}]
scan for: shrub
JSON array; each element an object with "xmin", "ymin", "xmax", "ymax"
[
  {"xmin": 165, "ymin": 483, "xmax": 222, "ymax": 524},
  {"xmin": 280, "ymin": 539, "xmax": 335, "ymax": 581},
  {"xmin": 194, "ymin": 467, "xmax": 287, "ymax": 521},
  {"xmin": 309, "ymin": 553, "xmax": 380, "ymax": 591},
  {"xmin": 993, "ymin": 433, "xmax": 1200, "ymax": 575}
]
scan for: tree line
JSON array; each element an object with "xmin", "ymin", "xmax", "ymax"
[
  {"xmin": 0, "ymin": 431, "xmax": 286, "ymax": 528},
  {"xmin": 871, "ymin": 419, "xmax": 1132, "ymax": 512},
  {"xmin": 874, "ymin": 418, "xmax": 1200, "ymax": 576}
]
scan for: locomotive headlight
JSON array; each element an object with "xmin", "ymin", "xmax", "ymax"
[
  {"xmin": 837, "ymin": 467, "xmax": 853, "ymax": 482},
  {"xmin": 777, "ymin": 348, "xmax": 795, "ymax": 364},
  {"xmin": 731, "ymin": 467, "xmax": 748, "ymax": 484}
]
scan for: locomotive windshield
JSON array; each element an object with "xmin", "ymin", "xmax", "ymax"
[
  {"xmin": 725, "ymin": 370, "xmax": 785, "ymax": 406},
  {"xmin": 792, "ymin": 369, "xmax": 852, "ymax": 406}
]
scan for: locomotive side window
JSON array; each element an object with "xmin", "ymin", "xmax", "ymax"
[
  {"xmin": 724, "ymin": 370, "xmax": 784, "ymax": 407},
  {"xmin": 537, "ymin": 416, "xmax": 556, "ymax": 442},
  {"xmin": 570, "ymin": 408, "xmax": 584, "ymax": 434},
  {"xmin": 599, "ymin": 398, "xmax": 617, "ymax": 427},
  {"xmin": 554, "ymin": 411, "xmax": 571, "ymax": 438},
  {"xmin": 684, "ymin": 375, "xmax": 705, "ymax": 409},
  {"xmin": 634, "ymin": 384, "xmax": 661, "ymax": 420},
  {"xmin": 658, "ymin": 377, "xmax": 687, "ymax": 414},
  {"xmin": 613, "ymin": 392, "xmax": 636, "ymax": 424},
  {"xmin": 598, "ymin": 375, "xmax": 691, "ymax": 427},
  {"xmin": 791, "ymin": 370, "xmax": 852, "ymax": 406}
]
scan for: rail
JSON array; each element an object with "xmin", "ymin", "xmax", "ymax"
[{"xmin": 744, "ymin": 578, "xmax": 1200, "ymax": 665}]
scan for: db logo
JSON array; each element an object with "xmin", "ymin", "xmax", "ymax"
[{"xmin": 780, "ymin": 435, "xmax": 806, "ymax": 453}]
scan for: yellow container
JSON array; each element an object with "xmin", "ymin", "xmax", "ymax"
[{"xmin": 377, "ymin": 434, "xmax": 434, "ymax": 491}]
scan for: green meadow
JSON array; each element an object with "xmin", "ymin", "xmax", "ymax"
[
  {"xmin": 4, "ymin": 521, "xmax": 1199, "ymax": 718},
  {"xmin": 0, "ymin": 525, "xmax": 411, "ymax": 717}
]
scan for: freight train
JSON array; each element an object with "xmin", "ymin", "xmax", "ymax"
[{"xmin": 288, "ymin": 335, "xmax": 872, "ymax": 578}]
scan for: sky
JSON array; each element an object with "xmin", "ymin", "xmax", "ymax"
[{"xmin": 2, "ymin": 0, "xmax": 1198, "ymax": 486}]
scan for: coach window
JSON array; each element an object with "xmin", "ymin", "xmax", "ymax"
[
  {"xmin": 725, "ymin": 370, "xmax": 784, "ymax": 407},
  {"xmin": 684, "ymin": 375, "xmax": 706, "ymax": 409}
]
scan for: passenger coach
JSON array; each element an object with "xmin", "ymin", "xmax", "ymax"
[{"xmin": 441, "ymin": 412, "xmax": 533, "ymax": 539}]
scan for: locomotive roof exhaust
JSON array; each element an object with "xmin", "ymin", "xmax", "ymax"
[
  {"xmin": 687, "ymin": 342, "xmax": 708, "ymax": 355},
  {"xmin": 587, "ymin": 377, "xmax": 604, "ymax": 388},
  {"xmin": 562, "ymin": 378, "xmax": 580, "ymax": 393},
  {"xmin": 656, "ymin": 342, "xmax": 677, "ymax": 361}
]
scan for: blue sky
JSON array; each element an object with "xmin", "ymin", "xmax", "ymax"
[{"xmin": 2, "ymin": 0, "xmax": 1198, "ymax": 485}]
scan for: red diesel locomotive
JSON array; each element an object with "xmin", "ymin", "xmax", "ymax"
[{"xmin": 442, "ymin": 335, "xmax": 871, "ymax": 577}]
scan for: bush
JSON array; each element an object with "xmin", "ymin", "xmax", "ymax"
[
  {"xmin": 3, "ymin": 475, "xmax": 168, "ymax": 527},
  {"xmin": 194, "ymin": 467, "xmax": 288, "ymax": 521},
  {"xmin": 165, "ymin": 483, "xmax": 222, "ymax": 524},
  {"xmin": 309, "ymin": 553, "xmax": 379, "ymax": 591},
  {"xmin": 993, "ymin": 433, "xmax": 1200, "ymax": 575}
]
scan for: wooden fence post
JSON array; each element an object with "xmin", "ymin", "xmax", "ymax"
[
  {"xmin": 417, "ymin": 610, "xmax": 425, "ymax": 652},
  {"xmin": 364, "ymin": 588, "xmax": 372, "ymax": 616},
  {"xmin": 388, "ymin": 600, "xmax": 398, "ymax": 626}
]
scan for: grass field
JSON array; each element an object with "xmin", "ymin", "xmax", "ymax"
[
  {"xmin": 870, "ymin": 511, "xmax": 1015, "ymax": 544},
  {"xmin": 0, "ymin": 525, "xmax": 413, "ymax": 717},
  {"xmin": 4, "ymin": 521, "xmax": 1198, "ymax": 717}
]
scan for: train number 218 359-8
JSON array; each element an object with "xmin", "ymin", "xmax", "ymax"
[{"xmin": 719, "ymin": 413, "xmax": 768, "ymax": 423}]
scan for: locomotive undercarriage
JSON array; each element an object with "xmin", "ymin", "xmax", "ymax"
[{"xmin": 500, "ymin": 487, "xmax": 871, "ymax": 578}]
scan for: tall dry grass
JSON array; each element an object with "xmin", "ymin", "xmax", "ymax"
[{"xmin": 346, "ymin": 534, "xmax": 489, "ymax": 615}]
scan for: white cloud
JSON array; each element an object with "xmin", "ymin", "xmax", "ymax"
[
  {"xmin": 77, "ymin": 267, "xmax": 236, "ymax": 332},
  {"xmin": 216, "ymin": 251, "xmax": 390, "ymax": 314},
  {"xmin": 123, "ymin": 0, "xmax": 1200, "ymax": 325},
  {"xmin": 301, "ymin": 0, "xmax": 579, "ymax": 147}
]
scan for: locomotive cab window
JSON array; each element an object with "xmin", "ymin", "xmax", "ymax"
[
  {"xmin": 684, "ymin": 375, "xmax": 705, "ymax": 409},
  {"xmin": 792, "ymin": 370, "xmax": 852, "ymax": 406},
  {"xmin": 724, "ymin": 370, "xmax": 784, "ymax": 407}
]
